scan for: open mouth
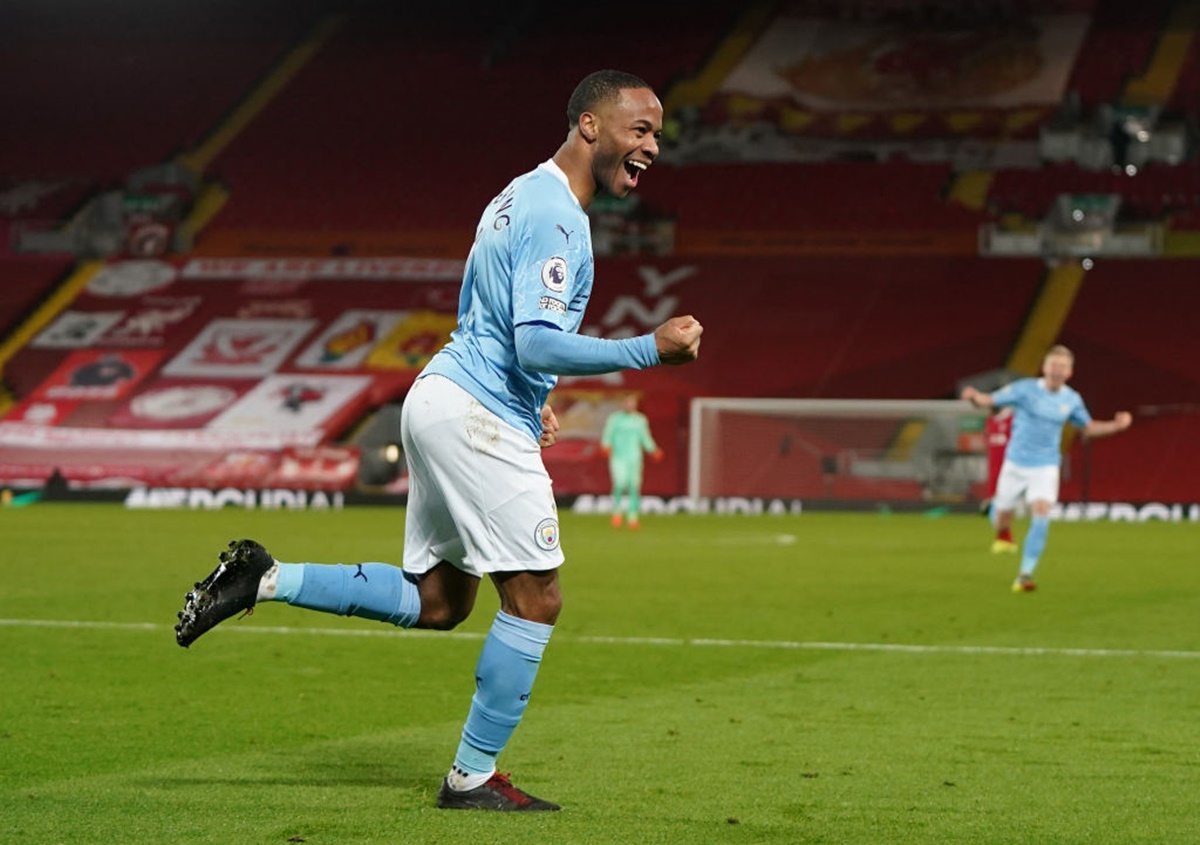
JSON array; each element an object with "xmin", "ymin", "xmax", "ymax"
[{"xmin": 623, "ymin": 159, "xmax": 648, "ymax": 185}]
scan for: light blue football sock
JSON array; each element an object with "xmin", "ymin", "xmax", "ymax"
[
  {"xmin": 1020, "ymin": 516, "xmax": 1050, "ymax": 577},
  {"xmin": 272, "ymin": 562, "xmax": 420, "ymax": 628},
  {"xmin": 274, "ymin": 562, "xmax": 305, "ymax": 602},
  {"xmin": 453, "ymin": 610, "xmax": 553, "ymax": 775}
]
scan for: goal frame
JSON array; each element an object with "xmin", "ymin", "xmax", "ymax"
[{"xmin": 687, "ymin": 397, "xmax": 984, "ymax": 505}]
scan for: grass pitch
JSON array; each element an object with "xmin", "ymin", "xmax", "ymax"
[{"xmin": 2, "ymin": 504, "xmax": 1198, "ymax": 844}]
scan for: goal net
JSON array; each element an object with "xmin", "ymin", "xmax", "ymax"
[{"xmin": 688, "ymin": 398, "xmax": 989, "ymax": 506}]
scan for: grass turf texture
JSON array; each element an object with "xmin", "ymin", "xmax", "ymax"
[{"xmin": 2, "ymin": 504, "xmax": 1197, "ymax": 844}]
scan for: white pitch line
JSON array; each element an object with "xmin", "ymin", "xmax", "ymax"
[{"xmin": 1, "ymin": 617, "xmax": 1198, "ymax": 660}]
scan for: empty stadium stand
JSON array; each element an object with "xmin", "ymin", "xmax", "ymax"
[
  {"xmin": 988, "ymin": 161, "xmax": 1200, "ymax": 220},
  {"xmin": 0, "ymin": 257, "xmax": 73, "ymax": 338},
  {"xmin": 201, "ymin": 4, "xmax": 733, "ymax": 235},
  {"xmin": 0, "ymin": 1, "xmax": 312, "ymax": 183},
  {"xmin": 1056, "ymin": 259, "xmax": 1200, "ymax": 502}
]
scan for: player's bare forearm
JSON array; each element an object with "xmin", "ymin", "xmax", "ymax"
[
  {"xmin": 655, "ymin": 315, "xmax": 703, "ymax": 365},
  {"xmin": 960, "ymin": 386, "xmax": 994, "ymax": 409},
  {"xmin": 1083, "ymin": 411, "xmax": 1132, "ymax": 439}
]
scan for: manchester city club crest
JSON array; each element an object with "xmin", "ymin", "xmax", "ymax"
[{"xmin": 534, "ymin": 518, "xmax": 560, "ymax": 551}]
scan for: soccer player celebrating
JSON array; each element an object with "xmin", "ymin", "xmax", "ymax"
[
  {"xmin": 962, "ymin": 345, "xmax": 1131, "ymax": 592},
  {"xmin": 601, "ymin": 393, "xmax": 662, "ymax": 529},
  {"xmin": 173, "ymin": 70, "xmax": 703, "ymax": 810}
]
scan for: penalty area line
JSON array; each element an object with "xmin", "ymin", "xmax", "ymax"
[{"xmin": 1, "ymin": 617, "xmax": 1198, "ymax": 660}]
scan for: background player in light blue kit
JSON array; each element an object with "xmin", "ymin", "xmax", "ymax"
[
  {"xmin": 962, "ymin": 344, "xmax": 1131, "ymax": 592},
  {"xmin": 173, "ymin": 70, "xmax": 704, "ymax": 811}
]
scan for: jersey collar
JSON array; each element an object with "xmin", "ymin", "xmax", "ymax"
[{"xmin": 538, "ymin": 159, "xmax": 583, "ymax": 210}]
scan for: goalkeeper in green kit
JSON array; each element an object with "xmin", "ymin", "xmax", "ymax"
[{"xmin": 601, "ymin": 393, "xmax": 662, "ymax": 529}]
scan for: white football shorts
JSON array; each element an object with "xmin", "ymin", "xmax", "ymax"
[
  {"xmin": 400, "ymin": 374, "xmax": 563, "ymax": 577},
  {"xmin": 992, "ymin": 459, "xmax": 1060, "ymax": 510}
]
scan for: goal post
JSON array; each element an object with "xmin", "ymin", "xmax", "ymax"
[{"xmin": 687, "ymin": 398, "xmax": 989, "ymax": 506}]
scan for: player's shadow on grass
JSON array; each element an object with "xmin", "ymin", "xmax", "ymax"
[
  {"xmin": 149, "ymin": 771, "xmax": 434, "ymax": 789},
  {"xmin": 146, "ymin": 746, "xmax": 441, "ymax": 791}
]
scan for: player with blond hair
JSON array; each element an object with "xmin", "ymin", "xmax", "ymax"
[{"xmin": 962, "ymin": 345, "xmax": 1131, "ymax": 592}]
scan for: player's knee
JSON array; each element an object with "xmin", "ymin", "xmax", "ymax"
[
  {"xmin": 507, "ymin": 585, "xmax": 563, "ymax": 626},
  {"xmin": 418, "ymin": 600, "xmax": 472, "ymax": 630},
  {"xmin": 539, "ymin": 589, "xmax": 563, "ymax": 624},
  {"xmin": 415, "ymin": 586, "xmax": 475, "ymax": 630}
]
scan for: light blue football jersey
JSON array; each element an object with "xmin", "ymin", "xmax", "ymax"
[
  {"xmin": 422, "ymin": 160, "xmax": 594, "ymax": 440},
  {"xmin": 992, "ymin": 378, "xmax": 1092, "ymax": 468}
]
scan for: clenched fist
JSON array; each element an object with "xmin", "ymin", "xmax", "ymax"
[
  {"xmin": 655, "ymin": 315, "xmax": 703, "ymax": 366},
  {"xmin": 538, "ymin": 404, "xmax": 560, "ymax": 448}
]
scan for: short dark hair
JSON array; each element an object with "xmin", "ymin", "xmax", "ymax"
[{"xmin": 566, "ymin": 69, "xmax": 652, "ymax": 128}]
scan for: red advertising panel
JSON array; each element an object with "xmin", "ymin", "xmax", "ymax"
[{"xmin": 30, "ymin": 349, "xmax": 163, "ymax": 403}]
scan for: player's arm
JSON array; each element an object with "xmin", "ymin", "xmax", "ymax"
[
  {"xmin": 516, "ymin": 322, "xmax": 657, "ymax": 375},
  {"xmin": 960, "ymin": 385, "xmax": 996, "ymax": 409},
  {"xmin": 1082, "ymin": 412, "xmax": 1132, "ymax": 439},
  {"xmin": 599, "ymin": 410, "xmax": 617, "ymax": 456},
  {"xmin": 515, "ymin": 316, "xmax": 702, "ymax": 375}
]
